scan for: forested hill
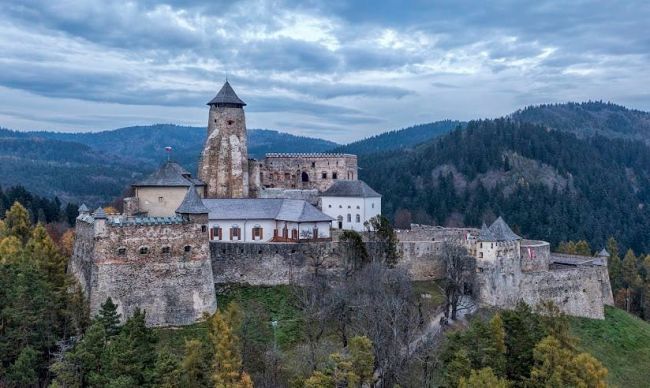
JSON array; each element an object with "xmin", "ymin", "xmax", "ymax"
[
  {"xmin": 359, "ymin": 118, "xmax": 650, "ymax": 252},
  {"xmin": 0, "ymin": 125, "xmax": 338, "ymax": 204},
  {"xmin": 511, "ymin": 101, "xmax": 650, "ymax": 144},
  {"xmin": 331, "ymin": 120, "xmax": 462, "ymax": 155},
  {"xmin": 32, "ymin": 125, "xmax": 339, "ymax": 164}
]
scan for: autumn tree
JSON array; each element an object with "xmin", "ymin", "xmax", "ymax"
[
  {"xmin": 209, "ymin": 303, "xmax": 252, "ymax": 388},
  {"xmin": 458, "ymin": 367, "xmax": 509, "ymax": 388},
  {"xmin": 180, "ymin": 339, "xmax": 212, "ymax": 388},
  {"xmin": 364, "ymin": 215, "xmax": 400, "ymax": 267},
  {"xmin": 4, "ymin": 201, "xmax": 31, "ymax": 244},
  {"xmin": 530, "ymin": 336, "xmax": 607, "ymax": 387}
]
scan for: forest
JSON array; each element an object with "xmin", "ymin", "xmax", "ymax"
[{"xmin": 360, "ymin": 118, "xmax": 650, "ymax": 254}]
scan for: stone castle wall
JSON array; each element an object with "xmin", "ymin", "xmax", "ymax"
[
  {"xmin": 71, "ymin": 219, "xmax": 217, "ymax": 326},
  {"xmin": 210, "ymin": 239, "xmax": 445, "ymax": 284},
  {"xmin": 258, "ymin": 153, "xmax": 357, "ymax": 192},
  {"xmin": 520, "ymin": 240, "xmax": 550, "ymax": 272}
]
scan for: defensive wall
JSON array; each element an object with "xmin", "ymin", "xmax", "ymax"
[{"xmin": 70, "ymin": 215, "xmax": 217, "ymax": 326}]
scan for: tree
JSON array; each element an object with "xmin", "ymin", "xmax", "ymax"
[
  {"xmin": 59, "ymin": 229, "xmax": 75, "ymax": 257},
  {"xmin": 180, "ymin": 339, "xmax": 212, "ymax": 388},
  {"xmin": 154, "ymin": 349, "xmax": 181, "ymax": 388},
  {"xmin": 440, "ymin": 241, "xmax": 476, "ymax": 319},
  {"xmin": 621, "ymin": 249, "xmax": 641, "ymax": 312},
  {"xmin": 209, "ymin": 304, "xmax": 252, "ymax": 388},
  {"xmin": 489, "ymin": 313, "xmax": 506, "ymax": 354},
  {"xmin": 0, "ymin": 235, "xmax": 22, "ymax": 264},
  {"xmin": 26, "ymin": 223, "xmax": 66, "ymax": 289},
  {"xmin": 6, "ymin": 346, "xmax": 39, "ymax": 387},
  {"xmin": 458, "ymin": 367, "xmax": 509, "ymax": 388},
  {"xmin": 530, "ymin": 336, "xmax": 607, "ymax": 387},
  {"xmin": 304, "ymin": 336, "xmax": 375, "ymax": 388},
  {"xmin": 339, "ymin": 229, "xmax": 370, "ymax": 275},
  {"xmin": 574, "ymin": 240, "xmax": 592, "ymax": 256},
  {"xmin": 364, "ymin": 215, "xmax": 400, "ymax": 267},
  {"xmin": 607, "ymin": 237, "xmax": 622, "ymax": 291},
  {"xmin": 97, "ymin": 297, "xmax": 122, "ymax": 337},
  {"xmin": 4, "ymin": 201, "xmax": 31, "ymax": 244},
  {"xmin": 347, "ymin": 336, "xmax": 375, "ymax": 385}
]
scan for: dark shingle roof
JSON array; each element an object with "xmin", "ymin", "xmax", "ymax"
[
  {"xmin": 478, "ymin": 223, "xmax": 496, "ymax": 241},
  {"xmin": 207, "ymin": 81, "xmax": 246, "ymax": 106},
  {"xmin": 202, "ymin": 198, "xmax": 333, "ymax": 222},
  {"xmin": 133, "ymin": 161, "xmax": 205, "ymax": 187},
  {"xmin": 321, "ymin": 180, "xmax": 381, "ymax": 198},
  {"xmin": 176, "ymin": 184, "xmax": 209, "ymax": 214},
  {"xmin": 488, "ymin": 217, "xmax": 521, "ymax": 241},
  {"xmin": 93, "ymin": 207, "xmax": 107, "ymax": 219}
]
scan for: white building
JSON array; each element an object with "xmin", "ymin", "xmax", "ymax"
[
  {"xmin": 320, "ymin": 180, "xmax": 381, "ymax": 231},
  {"xmin": 202, "ymin": 198, "xmax": 333, "ymax": 243}
]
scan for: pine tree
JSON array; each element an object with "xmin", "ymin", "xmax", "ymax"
[
  {"xmin": 26, "ymin": 223, "xmax": 66, "ymax": 289},
  {"xmin": 6, "ymin": 346, "xmax": 39, "ymax": 386},
  {"xmin": 607, "ymin": 238, "xmax": 623, "ymax": 290},
  {"xmin": 154, "ymin": 349, "xmax": 181, "ymax": 388},
  {"xmin": 445, "ymin": 349, "xmax": 472, "ymax": 386},
  {"xmin": 574, "ymin": 240, "xmax": 592, "ymax": 256},
  {"xmin": 4, "ymin": 201, "xmax": 31, "ymax": 244},
  {"xmin": 348, "ymin": 336, "xmax": 375, "ymax": 385},
  {"xmin": 489, "ymin": 313, "xmax": 506, "ymax": 354},
  {"xmin": 97, "ymin": 297, "xmax": 122, "ymax": 337},
  {"xmin": 75, "ymin": 321, "xmax": 107, "ymax": 387}
]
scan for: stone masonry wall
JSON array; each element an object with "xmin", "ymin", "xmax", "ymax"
[
  {"xmin": 210, "ymin": 240, "xmax": 444, "ymax": 284},
  {"xmin": 74, "ymin": 220, "xmax": 217, "ymax": 326},
  {"xmin": 259, "ymin": 154, "xmax": 357, "ymax": 192},
  {"xmin": 198, "ymin": 105, "xmax": 249, "ymax": 198}
]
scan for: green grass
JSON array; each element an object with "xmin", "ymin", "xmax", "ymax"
[
  {"xmin": 217, "ymin": 284, "xmax": 303, "ymax": 348},
  {"xmin": 570, "ymin": 306, "xmax": 650, "ymax": 387},
  {"xmin": 411, "ymin": 280, "xmax": 446, "ymax": 315},
  {"xmin": 156, "ymin": 322, "xmax": 209, "ymax": 355}
]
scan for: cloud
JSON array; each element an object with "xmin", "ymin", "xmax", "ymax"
[{"xmin": 0, "ymin": 0, "xmax": 648, "ymax": 142}]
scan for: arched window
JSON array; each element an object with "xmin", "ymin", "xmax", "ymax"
[{"xmin": 301, "ymin": 171, "xmax": 309, "ymax": 182}]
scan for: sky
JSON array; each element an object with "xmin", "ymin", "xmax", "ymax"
[{"xmin": 0, "ymin": 0, "xmax": 649, "ymax": 143}]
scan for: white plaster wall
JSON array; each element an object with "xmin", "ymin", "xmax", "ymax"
[
  {"xmin": 208, "ymin": 219, "xmax": 276, "ymax": 242},
  {"xmin": 321, "ymin": 196, "xmax": 380, "ymax": 231}
]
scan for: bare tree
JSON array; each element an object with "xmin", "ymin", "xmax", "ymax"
[{"xmin": 440, "ymin": 241, "xmax": 476, "ymax": 320}]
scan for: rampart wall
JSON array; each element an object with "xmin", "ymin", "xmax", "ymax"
[
  {"xmin": 71, "ymin": 219, "xmax": 217, "ymax": 326},
  {"xmin": 258, "ymin": 153, "xmax": 357, "ymax": 191}
]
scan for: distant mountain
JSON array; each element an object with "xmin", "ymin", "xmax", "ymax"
[
  {"xmin": 511, "ymin": 101, "xmax": 650, "ymax": 144},
  {"xmin": 0, "ymin": 125, "xmax": 338, "ymax": 205},
  {"xmin": 332, "ymin": 120, "xmax": 462, "ymax": 155},
  {"xmin": 360, "ymin": 118, "xmax": 650, "ymax": 253},
  {"xmin": 34, "ymin": 125, "xmax": 339, "ymax": 170}
]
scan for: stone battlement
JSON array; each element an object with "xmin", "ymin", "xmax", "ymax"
[{"xmin": 265, "ymin": 153, "xmax": 356, "ymax": 158}]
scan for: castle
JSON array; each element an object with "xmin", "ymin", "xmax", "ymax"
[{"xmin": 70, "ymin": 81, "xmax": 613, "ymax": 326}]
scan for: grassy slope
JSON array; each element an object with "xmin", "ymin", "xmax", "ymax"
[
  {"xmin": 570, "ymin": 306, "xmax": 650, "ymax": 387},
  {"xmin": 156, "ymin": 282, "xmax": 446, "ymax": 354}
]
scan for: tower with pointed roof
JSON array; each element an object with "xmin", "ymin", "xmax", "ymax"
[{"xmin": 198, "ymin": 81, "xmax": 249, "ymax": 198}]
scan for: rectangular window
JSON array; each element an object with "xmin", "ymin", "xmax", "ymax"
[
  {"xmin": 230, "ymin": 227, "xmax": 241, "ymax": 241},
  {"xmin": 347, "ymin": 214, "xmax": 352, "ymax": 222},
  {"xmin": 161, "ymin": 246, "xmax": 171, "ymax": 254},
  {"xmin": 253, "ymin": 227, "xmax": 263, "ymax": 240},
  {"xmin": 158, "ymin": 196, "xmax": 164, "ymax": 203},
  {"xmin": 322, "ymin": 172, "xmax": 327, "ymax": 179}
]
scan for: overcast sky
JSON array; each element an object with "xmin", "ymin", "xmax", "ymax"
[{"xmin": 0, "ymin": 1, "xmax": 649, "ymax": 143}]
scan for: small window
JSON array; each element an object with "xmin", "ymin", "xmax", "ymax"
[
  {"xmin": 328, "ymin": 204, "xmax": 332, "ymax": 208},
  {"xmin": 356, "ymin": 205, "xmax": 360, "ymax": 209},
  {"xmin": 201, "ymin": 225, "xmax": 207, "ymax": 233},
  {"xmin": 347, "ymin": 214, "xmax": 352, "ymax": 222},
  {"xmin": 139, "ymin": 246, "xmax": 149, "ymax": 255},
  {"xmin": 479, "ymin": 252, "xmax": 484, "ymax": 258},
  {"xmin": 227, "ymin": 120, "xmax": 234, "ymax": 125},
  {"xmin": 161, "ymin": 246, "xmax": 171, "ymax": 254},
  {"xmin": 158, "ymin": 196, "xmax": 164, "ymax": 203},
  {"xmin": 322, "ymin": 172, "xmax": 327, "ymax": 179},
  {"xmin": 184, "ymin": 245, "xmax": 191, "ymax": 253},
  {"xmin": 117, "ymin": 247, "xmax": 126, "ymax": 256},
  {"xmin": 333, "ymin": 172, "xmax": 338, "ymax": 179},
  {"xmin": 311, "ymin": 162, "xmax": 316, "ymax": 168},
  {"xmin": 371, "ymin": 203, "xmax": 375, "ymax": 208},
  {"xmin": 339, "ymin": 205, "xmax": 342, "ymax": 208},
  {"xmin": 348, "ymin": 205, "xmax": 351, "ymax": 209},
  {"xmin": 356, "ymin": 214, "xmax": 361, "ymax": 223}
]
